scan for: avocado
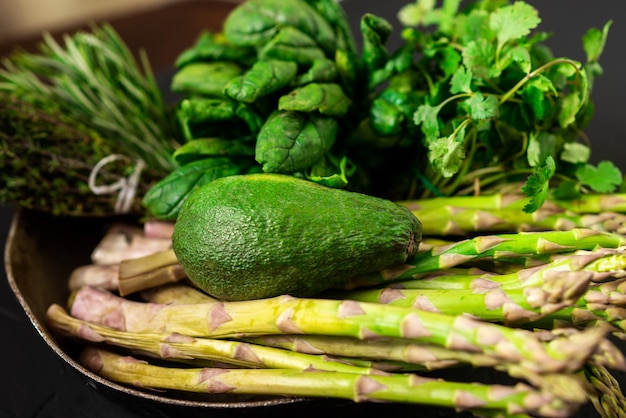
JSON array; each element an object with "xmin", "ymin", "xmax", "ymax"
[{"xmin": 172, "ymin": 173, "xmax": 421, "ymax": 300}]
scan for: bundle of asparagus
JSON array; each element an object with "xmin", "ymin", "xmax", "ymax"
[{"xmin": 47, "ymin": 211, "xmax": 626, "ymax": 418}]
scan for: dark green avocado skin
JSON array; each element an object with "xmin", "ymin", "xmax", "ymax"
[{"xmin": 172, "ymin": 173, "xmax": 422, "ymax": 301}]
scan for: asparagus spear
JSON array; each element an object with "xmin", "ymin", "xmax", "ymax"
[
  {"xmin": 410, "ymin": 205, "xmax": 626, "ymax": 236},
  {"xmin": 90, "ymin": 223, "xmax": 172, "ymax": 265},
  {"xmin": 80, "ymin": 347, "xmax": 584, "ymax": 417},
  {"xmin": 400, "ymin": 194, "xmax": 626, "ymax": 214},
  {"xmin": 69, "ymin": 286, "xmax": 612, "ymax": 374},
  {"xmin": 68, "ymin": 264, "xmax": 120, "ymax": 291},
  {"xmin": 345, "ymin": 229, "xmax": 626, "ymax": 289},
  {"xmin": 584, "ymin": 364, "xmax": 626, "ymax": 418},
  {"xmin": 46, "ymin": 304, "xmax": 382, "ymax": 374}
]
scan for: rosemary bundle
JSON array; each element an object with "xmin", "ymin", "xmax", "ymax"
[{"xmin": 0, "ymin": 24, "xmax": 180, "ymax": 216}]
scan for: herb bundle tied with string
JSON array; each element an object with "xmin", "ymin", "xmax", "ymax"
[{"xmin": 0, "ymin": 24, "xmax": 180, "ymax": 217}]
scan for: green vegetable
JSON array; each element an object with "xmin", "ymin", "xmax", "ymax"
[
  {"xmin": 345, "ymin": 228, "xmax": 626, "ymax": 289},
  {"xmin": 140, "ymin": 0, "xmax": 623, "ymax": 220},
  {"xmin": 172, "ymin": 173, "xmax": 421, "ymax": 300},
  {"xmin": 141, "ymin": 157, "xmax": 257, "ymax": 221},
  {"xmin": 79, "ymin": 346, "xmax": 584, "ymax": 416},
  {"xmin": 255, "ymin": 111, "xmax": 338, "ymax": 173},
  {"xmin": 69, "ymin": 286, "xmax": 610, "ymax": 376},
  {"xmin": 0, "ymin": 24, "xmax": 178, "ymax": 216},
  {"xmin": 47, "ymin": 304, "xmax": 382, "ymax": 375}
]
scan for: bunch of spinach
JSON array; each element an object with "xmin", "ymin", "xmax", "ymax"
[
  {"xmin": 143, "ymin": 0, "xmax": 622, "ymax": 220},
  {"xmin": 142, "ymin": 0, "xmax": 370, "ymax": 219}
]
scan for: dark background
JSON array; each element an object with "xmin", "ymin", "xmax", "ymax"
[{"xmin": 1, "ymin": 1, "xmax": 626, "ymax": 417}]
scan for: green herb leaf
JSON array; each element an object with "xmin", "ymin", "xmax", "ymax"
[
  {"xmin": 397, "ymin": 0, "xmax": 436, "ymax": 27},
  {"xmin": 413, "ymin": 103, "xmax": 441, "ymax": 142},
  {"xmin": 466, "ymin": 92, "xmax": 499, "ymax": 120},
  {"xmin": 174, "ymin": 31, "xmax": 255, "ymax": 68},
  {"xmin": 489, "ymin": 2, "xmax": 541, "ymax": 47},
  {"xmin": 560, "ymin": 142, "xmax": 590, "ymax": 164},
  {"xmin": 450, "ymin": 65, "xmax": 472, "ymax": 94},
  {"xmin": 438, "ymin": 46, "xmax": 462, "ymax": 78},
  {"xmin": 462, "ymin": 38, "xmax": 499, "ymax": 79},
  {"xmin": 583, "ymin": 20, "xmax": 612, "ymax": 64},
  {"xmin": 223, "ymin": 0, "xmax": 337, "ymax": 54},
  {"xmin": 427, "ymin": 123, "xmax": 467, "ymax": 178},
  {"xmin": 521, "ymin": 75, "xmax": 556, "ymax": 121},
  {"xmin": 558, "ymin": 92, "xmax": 582, "ymax": 128},
  {"xmin": 576, "ymin": 160, "xmax": 622, "ymax": 193},
  {"xmin": 527, "ymin": 132, "xmax": 556, "ymax": 167},
  {"xmin": 508, "ymin": 45, "xmax": 532, "ymax": 73},
  {"xmin": 457, "ymin": 9, "xmax": 492, "ymax": 45},
  {"xmin": 522, "ymin": 155, "xmax": 556, "ymax": 213}
]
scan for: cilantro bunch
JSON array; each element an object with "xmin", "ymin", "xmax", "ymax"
[{"xmin": 392, "ymin": 0, "xmax": 622, "ymax": 211}]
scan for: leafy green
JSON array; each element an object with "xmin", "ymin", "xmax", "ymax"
[
  {"xmin": 142, "ymin": 157, "xmax": 255, "ymax": 220},
  {"xmin": 576, "ymin": 161, "xmax": 623, "ymax": 193},
  {"xmin": 465, "ymin": 93, "xmax": 498, "ymax": 120},
  {"xmin": 428, "ymin": 123, "xmax": 467, "ymax": 178},
  {"xmin": 583, "ymin": 20, "xmax": 612, "ymax": 64},
  {"xmin": 140, "ymin": 0, "xmax": 620, "ymax": 219},
  {"xmin": 255, "ymin": 111, "xmax": 338, "ymax": 173},
  {"xmin": 521, "ymin": 156, "xmax": 555, "ymax": 213},
  {"xmin": 450, "ymin": 66, "xmax": 472, "ymax": 94},
  {"xmin": 489, "ymin": 2, "xmax": 541, "ymax": 48},
  {"xmin": 225, "ymin": 60, "xmax": 298, "ymax": 103},
  {"xmin": 278, "ymin": 83, "xmax": 351, "ymax": 116}
]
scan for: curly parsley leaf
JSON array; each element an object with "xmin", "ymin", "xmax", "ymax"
[
  {"xmin": 522, "ymin": 155, "xmax": 556, "ymax": 213},
  {"xmin": 576, "ymin": 160, "xmax": 623, "ymax": 193}
]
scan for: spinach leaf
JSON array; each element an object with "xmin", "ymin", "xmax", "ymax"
[
  {"xmin": 295, "ymin": 58, "xmax": 338, "ymax": 85},
  {"xmin": 259, "ymin": 26, "xmax": 326, "ymax": 65},
  {"xmin": 223, "ymin": 0, "xmax": 337, "ymax": 55},
  {"xmin": 225, "ymin": 59, "xmax": 298, "ymax": 103},
  {"xmin": 278, "ymin": 83, "xmax": 351, "ymax": 117},
  {"xmin": 255, "ymin": 110, "xmax": 337, "ymax": 173},
  {"xmin": 173, "ymin": 138, "xmax": 256, "ymax": 165},
  {"xmin": 177, "ymin": 97, "xmax": 264, "ymax": 140},
  {"xmin": 171, "ymin": 62, "xmax": 243, "ymax": 96},
  {"xmin": 142, "ymin": 157, "xmax": 254, "ymax": 220}
]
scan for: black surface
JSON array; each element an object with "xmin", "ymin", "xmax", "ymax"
[{"xmin": 2, "ymin": 1, "xmax": 626, "ymax": 417}]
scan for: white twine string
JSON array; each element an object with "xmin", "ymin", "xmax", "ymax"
[{"xmin": 88, "ymin": 154, "xmax": 146, "ymax": 215}]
